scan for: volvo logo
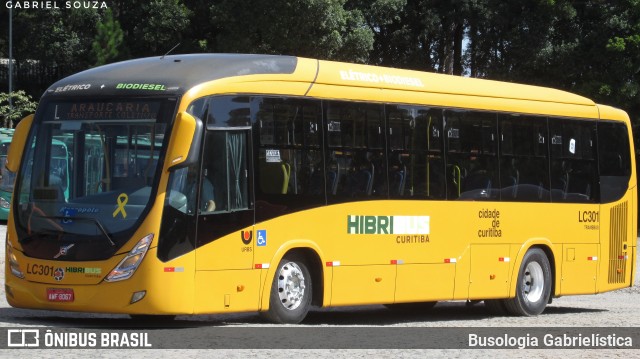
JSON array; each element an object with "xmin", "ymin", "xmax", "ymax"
[{"xmin": 54, "ymin": 244, "xmax": 75, "ymax": 259}]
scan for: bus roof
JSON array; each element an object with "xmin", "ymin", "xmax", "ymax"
[
  {"xmin": 314, "ymin": 60, "xmax": 595, "ymax": 107},
  {"xmin": 44, "ymin": 54, "xmax": 298, "ymax": 98},
  {"xmin": 43, "ymin": 53, "xmax": 595, "ymax": 110}
]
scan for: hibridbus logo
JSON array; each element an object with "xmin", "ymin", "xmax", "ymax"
[
  {"xmin": 347, "ymin": 215, "xmax": 430, "ymax": 235},
  {"xmin": 7, "ymin": 329, "xmax": 40, "ymax": 347}
]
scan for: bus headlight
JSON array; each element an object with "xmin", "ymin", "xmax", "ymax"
[
  {"xmin": 0, "ymin": 197, "xmax": 10, "ymax": 209},
  {"xmin": 105, "ymin": 234, "xmax": 153, "ymax": 282},
  {"xmin": 7, "ymin": 241, "xmax": 25, "ymax": 279}
]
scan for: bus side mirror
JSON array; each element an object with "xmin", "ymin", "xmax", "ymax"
[
  {"xmin": 6, "ymin": 114, "xmax": 34, "ymax": 173},
  {"xmin": 166, "ymin": 112, "xmax": 202, "ymax": 171}
]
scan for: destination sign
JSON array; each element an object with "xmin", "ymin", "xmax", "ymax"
[{"xmin": 51, "ymin": 101, "xmax": 161, "ymax": 121}]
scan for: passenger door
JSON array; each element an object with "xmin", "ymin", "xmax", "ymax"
[{"xmin": 195, "ymin": 129, "xmax": 254, "ymax": 271}]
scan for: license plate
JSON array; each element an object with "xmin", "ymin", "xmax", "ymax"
[{"xmin": 47, "ymin": 288, "xmax": 74, "ymax": 302}]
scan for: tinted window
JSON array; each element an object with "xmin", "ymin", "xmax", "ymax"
[
  {"xmin": 325, "ymin": 101, "xmax": 387, "ymax": 202},
  {"xmin": 599, "ymin": 121, "xmax": 632, "ymax": 203},
  {"xmin": 388, "ymin": 106, "xmax": 445, "ymax": 199},
  {"xmin": 188, "ymin": 96, "xmax": 252, "ymax": 128},
  {"xmin": 198, "ymin": 96, "xmax": 632, "ymax": 214},
  {"xmin": 549, "ymin": 120, "xmax": 597, "ymax": 202},
  {"xmin": 254, "ymin": 97, "xmax": 325, "ymax": 214},
  {"xmin": 499, "ymin": 116, "xmax": 550, "ymax": 202},
  {"xmin": 446, "ymin": 110, "xmax": 498, "ymax": 200}
]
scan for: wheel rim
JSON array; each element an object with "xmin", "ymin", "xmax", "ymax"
[
  {"xmin": 277, "ymin": 262, "xmax": 306, "ymax": 311},
  {"xmin": 522, "ymin": 261, "xmax": 544, "ymax": 303}
]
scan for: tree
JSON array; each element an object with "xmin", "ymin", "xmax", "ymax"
[
  {"xmin": 433, "ymin": 0, "xmax": 469, "ymax": 75},
  {"xmin": 11, "ymin": 8, "xmax": 100, "ymax": 70},
  {"xmin": 1, "ymin": 0, "xmax": 639, "ymax": 122},
  {"xmin": 0, "ymin": 91, "xmax": 38, "ymax": 128},
  {"xmin": 113, "ymin": 0, "xmax": 192, "ymax": 57},
  {"xmin": 465, "ymin": 0, "xmax": 574, "ymax": 82},
  {"xmin": 347, "ymin": 0, "xmax": 416, "ymax": 67},
  {"xmin": 571, "ymin": 0, "xmax": 640, "ymax": 122},
  {"xmin": 353, "ymin": 0, "xmax": 471, "ymax": 75},
  {"xmin": 462, "ymin": 0, "xmax": 639, "ymax": 123},
  {"xmin": 208, "ymin": 0, "xmax": 374, "ymax": 63},
  {"xmin": 92, "ymin": 8, "xmax": 124, "ymax": 66}
]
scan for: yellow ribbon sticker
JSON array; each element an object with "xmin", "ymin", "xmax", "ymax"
[{"xmin": 112, "ymin": 193, "xmax": 128, "ymax": 219}]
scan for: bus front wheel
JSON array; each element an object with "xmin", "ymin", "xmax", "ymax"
[
  {"xmin": 505, "ymin": 248, "xmax": 552, "ymax": 316},
  {"xmin": 263, "ymin": 254, "xmax": 312, "ymax": 324}
]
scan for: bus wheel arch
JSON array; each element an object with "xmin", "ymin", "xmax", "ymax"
[
  {"xmin": 261, "ymin": 247, "xmax": 323, "ymax": 323},
  {"xmin": 288, "ymin": 247, "xmax": 324, "ymax": 307},
  {"xmin": 505, "ymin": 246, "xmax": 554, "ymax": 316}
]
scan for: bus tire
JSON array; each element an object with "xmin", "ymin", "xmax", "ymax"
[
  {"xmin": 505, "ymin": 248, "xmax": 552, "ymax": 316},
  {"xmin": 263, "ymin": 254, "xmax": 312, "ymax": 324}
]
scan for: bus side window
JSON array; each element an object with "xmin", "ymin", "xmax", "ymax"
[
  {"xmin": 255, "ymin": 97, "xmax": 323, "ymax": 198},
  {"xmin": 445, "ymin": 110, "xmax": 463, "ymax": 199},
  {"xmin": 499, "ymin": 116, "xmax": 550, "ymax": 202},
  {"xmin": 326, "ymin": 101, "xmax": 386, "ymax": 202},
  {"xmin": 599, "ymin": 121, "xmax": 631, "ymax": 203},
  {"xmin": 388, "ymin": 106, "xmax": 445, "ymax": 199},
  {"xmin": 446, "ymin": 110, "xmax": 498, "ymax": 201},
  {"xmin": 550, "ymin": 120, "xmax": 597, "ymax": 203}
]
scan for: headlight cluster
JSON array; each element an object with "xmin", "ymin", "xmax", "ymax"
[
  {"xmin": 7, "ymin": 240, "xmax": 25, "ymax": 279},
  {"xmin": 105, "ymin": 234, "xmax": 153, "ymax": 282},
  {"xmin": 0, "ymin": 196, "xmax": 10, "ymax": 209}
]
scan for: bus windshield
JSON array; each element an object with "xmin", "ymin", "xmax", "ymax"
[{"xmin": 15, "ymin": 99, "xmax": 175, "ymax": 260}]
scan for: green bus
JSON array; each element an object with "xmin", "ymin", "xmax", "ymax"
[
  {"xmin": 0, "ymin": 129, "xmax": 16, "ymax": 220},
  {"xmin": 0, "ymin": 129, "xmax": 70, "ymax": 220}
]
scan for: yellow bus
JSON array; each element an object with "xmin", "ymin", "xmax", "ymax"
[{"xmin": 5, "ymin": 54, "xmax": 636, "ymax": 323}]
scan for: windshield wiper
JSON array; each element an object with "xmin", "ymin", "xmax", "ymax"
[{"xmin": 36, "ymin": 215, "xmax": 116, "ymax": 247}]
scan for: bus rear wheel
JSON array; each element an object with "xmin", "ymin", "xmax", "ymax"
[
  {"xmin": 505, "ymin": 248, "xmax": 552, "ymax": 316},
  {"xmin": 263, "ymin": 254, "xmax": 312, "ymax": 324}
]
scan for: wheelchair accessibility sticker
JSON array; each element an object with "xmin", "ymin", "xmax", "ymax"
[{"xmin": 257, "ymin": 230, "xmax": 267, "ymax": 247}]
